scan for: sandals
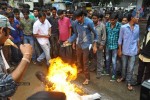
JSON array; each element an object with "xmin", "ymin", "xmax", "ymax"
[
  {"xmin": 127, "ymin": 84, "xmax": 133, "ymax": 91},
  {"xmin": 83, "ymin": 79, "xmax": 90, "ymax": 85},
  {"xmin": 117, "ymin": 77, "xmax": 125, "ymax": 83}
]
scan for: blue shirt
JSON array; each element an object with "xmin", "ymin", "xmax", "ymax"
[
  {"xmin": 10, "ymin": 19, "xmax": 23, "ymax": 43},
  {"xmin": 106, "ymin": 22, "xmax": 121, "ymax": 50},
  {"xmin": 68, "ymin": 17, "xmax": 98, "ymax": 49},
  {"xmin": 118, "ymin": 23, "xmax": 140, "ymax": 56}
]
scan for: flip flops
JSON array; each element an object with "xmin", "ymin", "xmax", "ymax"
[
  {"xmin": 127, "ymin": 84, "xmax": 133, "ymax": 91},
  {"xmin": 83, "ymin": 79, "xmax": 90, "ymax": 85}
]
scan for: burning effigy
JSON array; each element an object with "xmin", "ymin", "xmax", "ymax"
[{"xmin": 36, "ymin": 57, "xmax": 101, "ymax": 100}]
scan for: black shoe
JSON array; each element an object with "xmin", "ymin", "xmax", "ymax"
[{"xmin": 131, "ymin": 82, "xmax": 141, "ymax": 86}]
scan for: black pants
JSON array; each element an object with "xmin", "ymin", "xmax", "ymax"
[
  {"xmin": 49, "ymin": 35, "xmax": 59, "ymax": 58},
  {"xmin": 59, "ymin": 41, "xmax": 73, "ymax": 64},
  {"xmin": 137, "ymin": 59, "xmax": 150, "ymax": 83}
]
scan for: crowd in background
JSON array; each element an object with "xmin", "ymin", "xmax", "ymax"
[{"xmin": 0, "ymin": 2, "xmax": 150, "ymax": 92}]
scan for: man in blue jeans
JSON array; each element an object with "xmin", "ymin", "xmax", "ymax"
[
  {"xmin": 105, "ymin": 13, "xmax": 121, "ymax": 81},
  {"xmin": 117, "ymin": 13, "xmax": 140, "ymax": 91}
]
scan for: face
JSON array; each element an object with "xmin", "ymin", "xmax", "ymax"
[
  {"xmin": 105, "ymin": 14, "xmax": 110, "ymax": 20},
  {"xmin": 33, "ymin": 10, "xmax": 39, "ymax": 17},
  {"xmin": 122, "ymin": 18, "xmax": 128, "ymax": 25},
  {"xmin": 133, "ymin": 17, "xmax": 139, "ymax": 24},
  {"xmin": 23, "ymin": 13, "xmax": 29, "ymax": 19},
  {"xmin": 58, "ymin": 14, "xmax": 64, "ymax": 19},
  {"xmin": 92, "ymin": 16, "xmax": 99, "ymax": 24},
  {"xmin": 39, "ymin": 16, "xmax": 46, "ymax": 24},
  {"xmin": 6, "ymin": 8, "xmax": 12, "ymax": 13},
  {"xmin": 76, "ymin": 16, "xmax": 83, "ymax": 23},
  {"xmin": 110, "ymin": 18, "xmax": 117, "ymax": 25},
  {"xmin": 52, "ymin": 10, "xmax": 57, "ymax": 17},
  {"xmin": 0, "ymin": 27, "xmax": 10, "ymax": 45},
  {"xmin": 14, "ymin": 13, "xmax": 20, "ymax": 19},
  {"xmin": 9, "ymin": 17, "xmax": 14, "ymax": 24},
  {"xmin": 46, "ymin": 9, "xmax": 51, "ymax": 15}
]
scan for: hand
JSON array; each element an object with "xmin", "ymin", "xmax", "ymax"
[
  {"xmin": 20, "ymin": 44, "xmax": 33, "ymax": 58},
  {"xmin": 99, "ymin": 45, "xmax": 104, "ymax": 50},
  {"xmin": 16, "ymin": 24, "xmax": 20, "ymax": 29},
  {"xmin": 93, "ymin": 46, "xmax": 97, "ymax": 54},
  {"xmin": 118, "ymin": 50, "xmax": 122, "ymax": 57},
  {"xmin": 63, "ymin": 40, "xmax": 69, "ymax": 46},
  {"xmin": 72, "ymin": 43, "xmax": 76, "ymax": 50}
]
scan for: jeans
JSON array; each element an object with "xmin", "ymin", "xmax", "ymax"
[
  {"xmin": 97, "ymin": 49, "xmax": 103, "ymax": 74},
  {"xmin": 37, "ymin": 42, "xmax": 51, "ymax": 66},
  {"xmin": 76, "ymin": 46, "xmax": 90, "ymax": 80},
  {"xmin": 122, "ymin": 55, "xmax": 136, "ymax": 84},
  {"xmin": 23, "ymin": 35, "xmax": 36, "ymax": 61},
  {"xmin": 106, "ymin": 48, "xmax": 117, "ymax": 76}
]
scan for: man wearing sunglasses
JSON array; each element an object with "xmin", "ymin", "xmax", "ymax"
[{"xmin": 0, "ymin": 14, "xmax": 33, "ymax": 99}]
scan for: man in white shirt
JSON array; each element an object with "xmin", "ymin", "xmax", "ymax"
[{"xmin": 33, "ymin": 12, "xmax": 51, "ymax": 66}]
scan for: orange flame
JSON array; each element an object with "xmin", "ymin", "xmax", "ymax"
[{"xmin": 46, "ymin": 57, "xmax": 83, "ymax": 100}]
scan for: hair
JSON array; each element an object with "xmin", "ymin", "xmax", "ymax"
[
  {"xmin": 99, "ymin": 14, "xmax": 104, "ymax": 19},
  {"xmin": 51, "ymin": 7, "xmax": 57, "ymax": 11},
  {"xmin": 13, "ymin": 8, "xmax": 20, "ymax": 14},
  {"xmin": 7, "ymin": 12, "xmax": 14, "ymax": 18},
  {"xmin": 22, "ymin": 9, "xmax": 30, "ymax": 14},
  {"xmin": 33, "ymin": 7, "xmax": 39, "ymax": 12},
  {"xmin": 74, "ymin": 9, "xmax": 84, "ymax": 17},
  {"xmin": 23, "ymin": 4, "xmax": 30, "ymax": 9},
  {"xmin": 57, "ymin": 10, "xmax": 64, "ymax": 16},
  {"xmin": 92, "ymin": 12, "xmax": 99, "ymax": 18},
  {"xmin": 110, "ymin": 13, "xmax": 118, "ymax": 20},
  {"xmin": 38, "ymin": 12, "xmax": 46, "ymax": 18},
  {"xmin": 127, "ymin": 13, "xmax": 133, "ymax": 22}
]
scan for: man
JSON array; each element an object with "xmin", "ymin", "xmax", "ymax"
[
  {"xmin": 33, "ymin": 7, "xmax": 39, "ymax": 21},
  {"xmin": 64, "ymin": 10, "xmax": 98, "ymax": 85},
  {"xmin": 20, "ymin": 9, "xmax": 36, "ymax": 64},
  {"xmin": 57, "ymin": 10, "xmax": 72, "ymax": 63},
  {"xmin": 8, "ymin": 13, "xmax": 23, "ymax": 64},
  {"xmin": 33, "ymin": 12, "xmax": 51, "ymax": 67},
  {"xmin": 48, "ymin": 7, "xmax": 59, "ymax": 58},
  {"xmin": 117, "ymin": 13, "xmax": 140, "ymax": 91},
  {"xmin": 0, "ymin": 14, "xmax": 32, "ymax": 99},
  {"xmin": 105, "ymin": 13, "xmax": 121, "ymax": 81},
  {"xmin": 91, "ymin": 13, "xmax": 106, "ymax": 79}
]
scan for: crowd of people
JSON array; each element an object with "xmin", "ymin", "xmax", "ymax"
[{"xmin": 0, "ymin": 3, "xmax": 150, "ymax": 99}]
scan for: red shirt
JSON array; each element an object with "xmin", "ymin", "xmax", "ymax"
[{"xmin": 58, "ymin": 17, "xmax": 71, "ymax": 41}]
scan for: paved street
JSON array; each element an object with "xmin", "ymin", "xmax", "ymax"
[{"xmin": 12, "ymin": 21, "xmax": 146, "ymax": 100}]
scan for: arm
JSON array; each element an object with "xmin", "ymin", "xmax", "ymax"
[
  {"xmin": 100, "ymin": 24, "xmax": 106, "ymax": 46},
  {"xmin": 11, "ymin": 44, "xmax": 33, "ymax": 82},
  {"xmin": 118, "ymin": 26, "xmax": 124, "ymax": 57}
]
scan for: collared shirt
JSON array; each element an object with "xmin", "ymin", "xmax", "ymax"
[
  {"xmin": 68, "ymin": 17, "xmax": 98, "ymax": 49},
  {"xmin": 20, "ymin": 18, "xmax": 34, "ymax": 35},
  {"xmin": 106, "ymin": 22, "xmax": 121, "ymax": 50},
  {"xmin": 48, "ymin": 16, "xmax": 59, "ymax": 35},
  {"xmin": 95, "ymin": 22, "xmax": 106, "ymax": 46},
  {"xmin": 10, "ymin": 19, "xmax": 23, "ymax": 43},
  {"xmin": 33, "ymin": 19, "xmax": 51, "ymax": 45},
  {"xmin": 118, "ymin": 23, "xmax": 140, "ymax": 56},
  {"xmin": 58, "ymin": 17, "xmax": 71, "ymax": 41}
]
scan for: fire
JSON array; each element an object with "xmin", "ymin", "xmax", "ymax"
[{"xmin": 46, "ymin": 57, "xmax": 83, "ymax": 100}]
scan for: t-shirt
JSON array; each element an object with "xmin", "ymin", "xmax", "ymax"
[
  {"xmin": 33, "ymin": 19, "xmax": 51, "ymax": 45},
  {"xmin": 58, "ymin": 17, "xmax": 71, "ymax": 41}
]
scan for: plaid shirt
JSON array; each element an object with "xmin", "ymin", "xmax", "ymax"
[
  {"xmin": 0, "ymin": 52, "xmax": 17, "ymax": 99},
  {"xmin": 106, "ymin": 22, "xmax": 121, "ymax": 50}
]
